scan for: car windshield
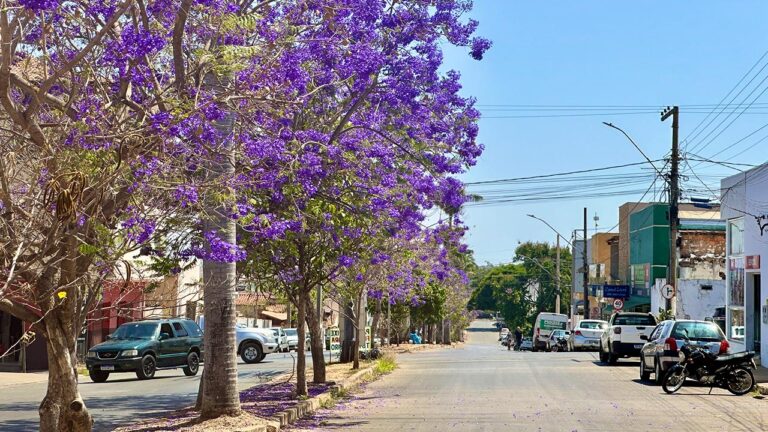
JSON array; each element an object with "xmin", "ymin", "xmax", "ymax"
[
  {"xmin": 614, "ymin": 315, "xmax": 656, "ymax": 326},
  {"xmin": 580, "ymin": 321, "xmax": 607, "ymax": 329},
  {"xmin": 285, "ymin": 329, "xmax": 297, "ymax": 336},
  {"xmin": 672, "ymin": 322, "xmax": 723, "ymax": 341},
  {"xmin": 111, "ymin": 323, "xmax": 158, "ymax": 340}
]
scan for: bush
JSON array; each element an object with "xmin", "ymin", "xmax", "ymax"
[{"xmin": 373, "ymin": 353, "xmax": 397, "ymax": 375}]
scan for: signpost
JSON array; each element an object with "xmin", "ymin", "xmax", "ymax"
[
  {"xmin": 613, "ymin": 299, "xmax": 624, "ymax": 311},
  {"xmin": 661, "ymin": 283, "xmax": 675, "ymax": 300},
  {"xmin": 603, "ymin": 285, "xmax": 630, "ymax": 299}
]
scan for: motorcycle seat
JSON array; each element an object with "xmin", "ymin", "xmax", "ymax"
[{"xmin": 714, "ymin": 351, "xmax": 755, "ymax": 363}]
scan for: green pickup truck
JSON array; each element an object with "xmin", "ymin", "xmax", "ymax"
[{"xmin": 85, "ymin": 319, "xmax": 203, "ymax": 383}]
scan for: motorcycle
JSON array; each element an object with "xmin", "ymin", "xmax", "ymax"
[
  {"xmin": 662, "ymin": 339, "xmax": 756, "ymax": 395},
  {"xmin": 549, "ymin": 336, "xmax": 568, "ymax": 352}
]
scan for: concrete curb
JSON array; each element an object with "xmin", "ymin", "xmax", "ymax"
[{"xmin": 267, "ymin": 363, "xmax": 379, "ymax": 431}]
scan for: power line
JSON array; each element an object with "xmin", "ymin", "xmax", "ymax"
[
  {"xmin": 465, "ymin": 160, "xmax": 661, "ymax": 186},
  {"xmin": 682, "ymin": 48, "xmax": 768, "ymax": 150}
]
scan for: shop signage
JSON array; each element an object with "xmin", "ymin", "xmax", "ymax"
[
  {"xmin": 603, "ymin": 285, "xmax": 630, "ymax": 299},
  {"xmin": 746, "ymin": 255, "xmax": 761, "ymax": 270}
]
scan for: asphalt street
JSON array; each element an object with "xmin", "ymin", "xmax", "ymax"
[
  {"xmin": 0, "ymin": 350, "xmax": 317, "ymax": 431},
  {"xmin": 291, "ymin": 320, "xmax": 768, "ymax": 432}
]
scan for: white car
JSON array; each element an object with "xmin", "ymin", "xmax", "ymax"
[
  {"xmin": 599, "ymin": 312, "xmax": 657, "ymax": 365},
  {"xmin": 568, "ymin": 319, "xmax": 608, "ymax": 351},
  {"xmin": 269, "ymin": 327, "xmax": 290, "ymax": 352}
]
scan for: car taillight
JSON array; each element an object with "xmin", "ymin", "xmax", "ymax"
[
  {"xmin": 574, "ymin": 330, "xmax": 582, "ymax": 336},
  {"xmin": 664, "ymin": 337, "xmax": 678, "ymax": 352},
  {"xmin": 613, "ymin": 327, "xmax": 621, "ymax": 334},
  {"xmin": 719, "ymin": 339, "xmax": 729, "ymax": 355}
]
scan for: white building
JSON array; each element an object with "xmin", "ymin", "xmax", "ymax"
[{"xmin": 721, "ymin": 164, "xmax": 768, "ymax": 366}]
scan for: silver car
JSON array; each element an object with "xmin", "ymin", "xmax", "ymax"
[
  {"xmin": 568, "ymin": 319, "xmax": 608, "ymax": 351},
  {"xmin": 639, "ymin": 320, "xmax": 728, "ymax": 384},
  {"xmin": 269, "ymin": 327, "xmax": 290, "ymax": 352}
]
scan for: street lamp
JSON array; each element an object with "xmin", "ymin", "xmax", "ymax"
[{"xmin": 526, "ymin": 214, "xmax": 569, "ymax": 315}]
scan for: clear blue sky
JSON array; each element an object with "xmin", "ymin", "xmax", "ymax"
[{"xmin": 442, "ymin": 1, "xmax": 768, "ymax": 265}]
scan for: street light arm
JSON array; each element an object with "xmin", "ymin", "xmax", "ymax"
[
  {"xmin": 526, "ymin": 214, "xmax": 573, "ymax": 248},
  {"xmin": 602, "ymin": 122, "xmax": 664, "ymax": 179}
]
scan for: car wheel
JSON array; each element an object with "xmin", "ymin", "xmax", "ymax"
[
  {"xmin": 654, "ymin": 359, "xmax": 664, "ymax": 385},
  {"xmin": 89, "ymin": 369, "xmax": 109, "ymax": 383},
  {"xmin": 136, "ymin": 355, "xmax": 156, "ymax": 380},
  {"xmin": 183, "ymin": 351, "xmax": 200, "ymax": 376},
  {"xmin": 599, "ymin": 344, "xmax": 608, "ymax": 363},
  {"xmin": 639, "ymin": 357, "xmax": 651, "ymax": 381},
  {"xmin": 240, "ymin": 342, "xmax": 263, "ymax": 364}
]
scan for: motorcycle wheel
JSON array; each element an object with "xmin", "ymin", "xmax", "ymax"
[
  {"xmin": 551, "ymin": 345, "xmax": 559, "ymax": 352},
  {"xmin": 726, "ymin": 367, "xmax": 755, "ymax": 395},
  {"xmin": 662, "ymin": 366, "xmax": 686, "ymax": 394}
]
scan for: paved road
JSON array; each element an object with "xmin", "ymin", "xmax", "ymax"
[
  {"xmin": 291, "ymin": 320, "xmax": 768, "ymax": 432},
  {"xmin": 0, "ymin": 350, "xmax": 318, "ymax": 431}
]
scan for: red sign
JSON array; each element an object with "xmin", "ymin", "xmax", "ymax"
[
  {"xmin": 746, "ymin": 255, "xmax": 761, "ymax": 270},
  {"xmin": 613, "ymin": 299, "xmax": 624, "ymax": 311}
]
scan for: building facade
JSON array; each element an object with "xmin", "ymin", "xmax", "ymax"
[{"xmin": 722, "ymin": 165, "xmax": 768, "ymax": 366}]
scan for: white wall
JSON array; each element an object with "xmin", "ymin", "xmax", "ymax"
[{"xmin": 675, "ymin": 279, "xmax": 726, "ymax": 321}]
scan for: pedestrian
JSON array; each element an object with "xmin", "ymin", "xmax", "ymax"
[{"xmin": 514, "ymin": 327, "xmax": 523, "ymax": 351}]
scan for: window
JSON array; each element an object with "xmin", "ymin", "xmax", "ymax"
[
  {"xmin": 172, "ymin": 322, "xmax": 188, "ymax": 337},
  {"xmin": 671, "ymin": 322, "xmax": 723, "ymax": 342},
  {"xmin": 160, "ymin": 323, "xmax": 175, "ymax": 338},
  {"xmin": 648, "ymin": 325, "xmax": 662, "ymax": 341},
  {"xmin": 613, "ymin": 315, "xmax": 656, "ymax": 326},
  {"xmin": 728, "ymin": 257, "xmax": 745, "ymax": 340},
  {"xmin": 728, "ymin": 218, "xmax": 745, "ymax": 255}
]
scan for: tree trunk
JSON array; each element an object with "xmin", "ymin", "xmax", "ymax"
[
  {"xmin": 370, "ymin": 299, "xmax": 381, "ymax": 347},
  {"xmin": 199, "ymin": 71, "xmax": 240, "ymax": 419},
  {"xmin": 38, "ymin": 314, "xmax": 92, "ymax": 432},
  {"xmin": 296, "ymin": 293, "xmax": 307, "ymax": 397},
  {"xmin": 304, "ymin": 293, "xmax": 326, "ymax": 383},
  {"xmin": 352, "ymin": 292, "xmax": 366, "ymax": 370},
  {"xmin": 340, "ymin": 300, "xmax": 355, "ymax": 364}
]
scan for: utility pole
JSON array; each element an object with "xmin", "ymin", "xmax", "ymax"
[
  {"xmin": 555, "ymin": 235, "xmax": 561, "ymax": 315},
  {"xmin": 583, "ymin": 207, "xmax": 590, "ymax": 319},
  {"xmin": 661, "ymin": 106, "xmax": 679, "ymax": 315}
]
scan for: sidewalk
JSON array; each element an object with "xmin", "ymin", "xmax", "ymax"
[{"xmin": 0, "ymin": 371, "xmax": 48, "ymax": 388}]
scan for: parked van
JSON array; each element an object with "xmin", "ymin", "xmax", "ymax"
[{"xmin": 532, "ymin": 312, "xmax": 568, "ymax": 351}]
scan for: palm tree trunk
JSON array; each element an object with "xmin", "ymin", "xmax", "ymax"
[{"xmin": 199, "ymin": 72, "xmax": 240, "ymax": 418}]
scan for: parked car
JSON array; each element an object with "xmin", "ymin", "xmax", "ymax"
[
  {"xmin": 269, "ymin": 327, "xmax": 290, "ymax": 352},
  {"xmin": 285, "ymin": 328, "xmax": 299, "ymax": 351},
  {"xmin": 519, "ymin": 337, "xmax": 533, "ymax": 351},
  {"xmin": 85, "ymin": 319, "xmax": 203, "ymax": 383},
  {"xmin": 532, "ymin": 312, "xmax": 568, "ymax": 351},
  {"xmin": 198, "ymin": 316, "xmax": 279, "ymax": 363},
  {"xmin": 568, "ymin": 319, "xmax": 608, "ymax": 351},
  {"xmin": 547, "ymin": 330, "xmax": 570, "ymax": 352},
  {"xmin": 237, "ymin": 325, "xmax": 280, "ymax": 362},
  {"xmin": 639, "ymin": 319, "xmax": 729, "ymax": 384},
  {"xmin": 599, "ymin": 312, "xmax": 657, "ymax": 365}
]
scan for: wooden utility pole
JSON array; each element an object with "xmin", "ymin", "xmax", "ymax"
[
  {"xmin": 583, "ymin": 207, "xmax": 590, "ymax": 319},
  {"xmin": 661, "ymin": 106, "xmax": 679, "ymax": 315},
  {"xmin": 555, "ymin": 235, "xmax": 561, "ymax": 315}
]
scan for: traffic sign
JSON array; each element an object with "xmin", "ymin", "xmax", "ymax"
[
  {"xmin": 613, "ymin": 299, "xmax": 624, "ymax": 311},
  {"xmin": 661, "ymin": 284, "xmax": 675, "ymax": 300}
]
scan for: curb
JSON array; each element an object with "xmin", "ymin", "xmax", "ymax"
[{"xmin": 267, "ymin": 363, "xmax": 379, "ymax": 430}]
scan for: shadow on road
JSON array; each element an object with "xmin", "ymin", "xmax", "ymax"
[{"xmin": 592, "ymin": 360, "xmax": 640, "ymax": 367}]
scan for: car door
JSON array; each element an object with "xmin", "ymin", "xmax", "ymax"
[
  {"xmin": 172, "ymin": 322, "xmax": 191, "ymax": 365},
  {"xmin": 157, "ymin": 323, "xmax": 177, "ymax": 367},
  {"xmin": 642, "ymin": 324, "xmax": 662, "ymax": 366}
]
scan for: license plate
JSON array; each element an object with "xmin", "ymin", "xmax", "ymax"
[
  {"xmin": 634, "ymin": 344, "xmax": 643, "ymax": 349},
  {"xmin": 101, "ymin": 365, "xmax": 115, "ymax": 371}
]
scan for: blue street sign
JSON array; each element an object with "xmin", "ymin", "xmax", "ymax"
[{"xmin": 603, "ymin": 285, "xmax": 630, "ymax": 299}]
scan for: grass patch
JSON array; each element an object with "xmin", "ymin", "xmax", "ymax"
[{"xmin": 373, "ymin": 353, "xmax": 397, "ymax": 376}]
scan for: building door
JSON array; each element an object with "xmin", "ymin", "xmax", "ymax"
[{"xmin": 755, "ymin": 274, "xmax": 762, "ymax": 354}]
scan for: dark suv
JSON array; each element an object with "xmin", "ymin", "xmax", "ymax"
[{"xmin": 85, "ymin": 319, "xmax": 203, "ymax": 383}]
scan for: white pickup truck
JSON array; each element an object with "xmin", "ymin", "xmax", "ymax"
[{"xmin": 599, "ymin": 312, "xmax": 657, "ymax": 365}]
